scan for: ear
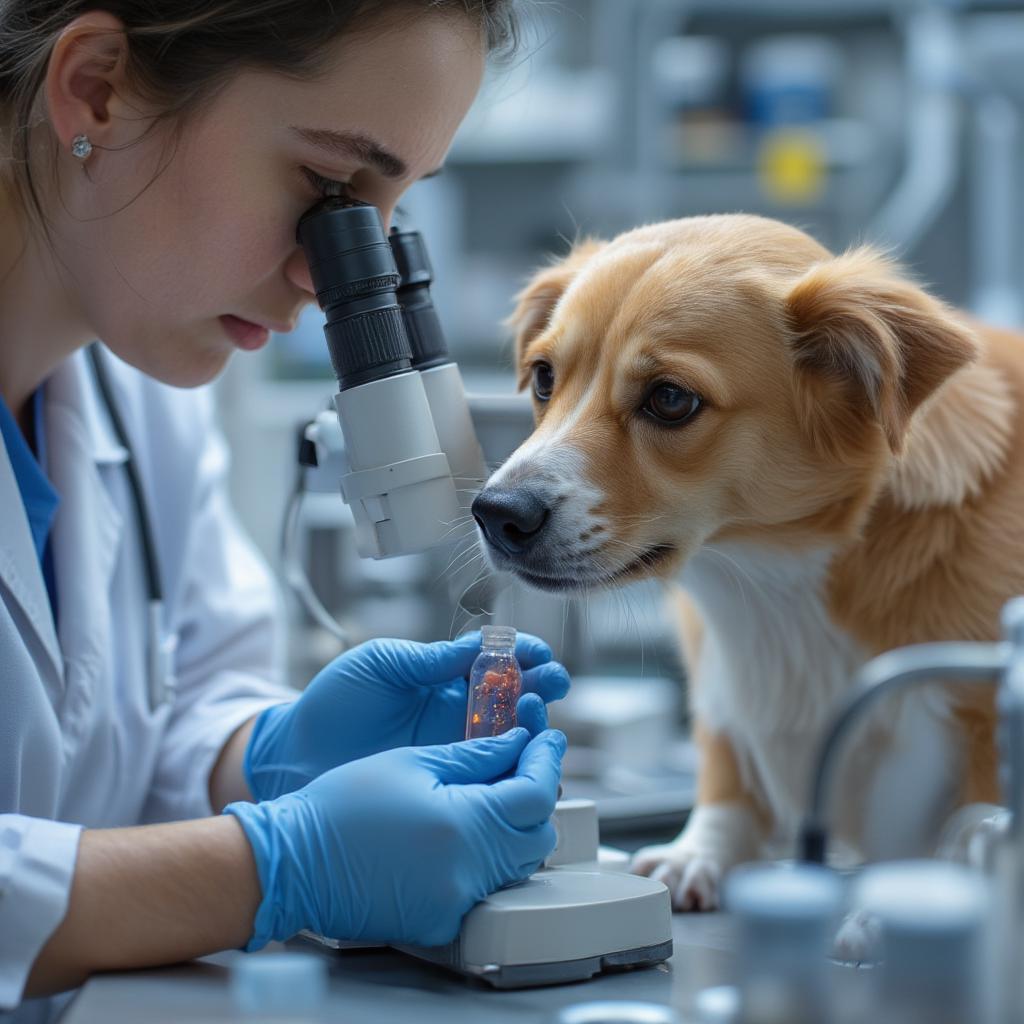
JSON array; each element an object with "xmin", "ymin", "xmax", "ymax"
[
  {"xmin": 44, "ymin": 12, "xmax": 133, "ymax": 155},
  {"xmin": 506, "ymin": 238, "xmax": 605, "ymax": 384},
  {"xmin": 786, "ymin": 247, "xmax": 979, "ymax": 457}
]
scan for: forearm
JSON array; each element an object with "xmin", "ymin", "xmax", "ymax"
[
  {"xmin": 209, "ymin": 715, "xmax": 259, "ymax": 813},
  {"xmin": 25, "ymin": 815, "xmax": 260, "ymax": 998}
]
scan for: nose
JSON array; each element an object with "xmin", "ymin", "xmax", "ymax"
[{"xmin": 472, "ymin": 488, "xmax": 550, "ymax": 556}]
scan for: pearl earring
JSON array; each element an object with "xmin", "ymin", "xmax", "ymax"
[{"xmin": 71, "ymin": 134, "xmax": 93, "ymax": 160}]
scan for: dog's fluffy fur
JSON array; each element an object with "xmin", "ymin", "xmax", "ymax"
[{"xmin": 475, "ymin": 214, "xmax": 1023, "ymax": 910}]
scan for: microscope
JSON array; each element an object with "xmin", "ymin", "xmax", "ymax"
[{"xmin": 291, "ymin": 196, "xmax": 673, "ymax": 987}]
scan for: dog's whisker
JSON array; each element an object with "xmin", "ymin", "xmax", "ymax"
[
  {"xmin": 444, "ymin": 547, "xmax": 486, "ymax": 585},
  {"xmin": 437, "ymin": 521, "xmax": 478, "ymax": 544},
  {"xmin": 435, "ymin": 536, "xmax": 480, "ymax": 583},
  {"xmin": 439, "ymin": 512, "xmax": 475, "ymax": 525},
  {"xmin": 449, "ymin": 567, "xmax": 495, "ymax": 639},
  {"xmin": 436, "ymin": 520, "xmax": 475, "ymax": 544},
  {"xmin": 702, "ymin": 547, "xmax": 755, "ymax": 616},
  {"xmin": 610, "ymin": 513, "xmax": 670, "ymax": 526},
  {"xmin": 624, "ymin": 588, "xmax": 646, "ymax": 679}
]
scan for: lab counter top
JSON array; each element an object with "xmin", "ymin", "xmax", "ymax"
[{"xmin": 63, "ymin": 914, "xmax": 742, "ymax": 1024}]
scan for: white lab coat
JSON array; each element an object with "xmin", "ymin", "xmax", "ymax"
[{"xmin": 0, "ymin": 346, "xmax": 295, "ymax": 1015}]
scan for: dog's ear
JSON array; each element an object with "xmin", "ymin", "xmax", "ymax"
[
  {"xmin": 786, "ymin": 247, "xmax": 978, "ymax": 457},
  {"xmin": 506, "ymin": 239, "xmax": 605, "ymax": 382}
]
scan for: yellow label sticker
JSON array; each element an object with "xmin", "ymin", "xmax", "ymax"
[{"xmin": 757, "ymin": 129, "xmax": 827, "ymax": 205}]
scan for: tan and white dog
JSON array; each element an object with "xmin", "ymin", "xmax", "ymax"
[{"xmin": 471, "ymin": 214, "xmax": 1024, "ymax": 911}]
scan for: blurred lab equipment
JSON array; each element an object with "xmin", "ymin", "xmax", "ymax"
[
  {"xmin": 648, "ymin": 591, "xmax": 1024, "ymax": 1021},
  {"xmin": 797, "ymin": 595, "xmax": 1024, "ymax": 1021},
  {"xmin": 866, "ymin": 4, "xmax": 962, "ymax": 256},
  {"xmin": 465, "ymin": 624, "xmax": 523, "ymax": 738},
  {"xmin": 651, "ymin": 34, "xmax": 733, "ymax": 165},
  {"xmin": 741, "ymin": 35, "xmax": 842, "ymax": 205},
  {"xmin": 740, "ymin": 35, "xmax": 841, "ymax": 130}
]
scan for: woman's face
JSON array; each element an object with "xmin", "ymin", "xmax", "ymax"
[{"xmin": 50, "ymin": 14, "xmax": 485, "ymax": 387}]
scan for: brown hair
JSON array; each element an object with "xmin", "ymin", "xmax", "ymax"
[{"xmin": 0, "ymin": 1, "xmax": 522, "ymax": 231}]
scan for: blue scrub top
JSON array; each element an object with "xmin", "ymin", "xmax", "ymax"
[{"xmin": 0, "ymin": 386, "xmax": 59, "ymax": 614}]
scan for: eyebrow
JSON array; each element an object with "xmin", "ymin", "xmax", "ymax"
[{"xmin": 289, "ymin": 125, "xmax": 443, "ymax": 180}]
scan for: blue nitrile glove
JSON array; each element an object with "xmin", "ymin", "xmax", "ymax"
[
  {"xmin": 245, "ymin": 632, "xmax": 570, "ymax": 801},
  {"xmin": 227, "ymin": 727, "xmax": 567, "ymax": 950}
]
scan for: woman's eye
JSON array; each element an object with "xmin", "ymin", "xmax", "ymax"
[
  {"xmin": 302, "ymin": 167, "xmax": 350, "ymax": 199},
  {"xmin": 532, "ymin": 362, "xmax": 555, "ymax": 401},
  {"xmin": 642, "ymin": 383, "xmax": 702, "ymax": 425}
]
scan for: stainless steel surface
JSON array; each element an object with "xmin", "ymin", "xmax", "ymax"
[{"xmin": 63, "ymin": 915, "xmax": 739, "ymax": 1024}]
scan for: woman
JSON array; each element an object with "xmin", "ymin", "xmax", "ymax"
[{"xmin": 0, "ymin": 0, "xmax": 569, "ymax": 1013}]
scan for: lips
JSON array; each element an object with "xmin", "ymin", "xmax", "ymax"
[
  {"xmin": 216, "ymin": 311, "xmax": 296, "ymax": 352},
  {"xmin": 500, "ymin": 543, "xmax": 677, "ymax": 593},
  {"xmin": 219, "ymin": 314, "xmax": 272, "ymax": 350}
]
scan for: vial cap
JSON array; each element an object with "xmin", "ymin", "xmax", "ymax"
[
  {"xmin": 481, "ymin": 625, "xmax": 517, "ymax": 648},
  {"xmin": 725, "ymin": 862, "xmax": 842, "ymax": 921},
  {"xmin": 853, "ymin": 860, "xmax": 987, "ymax": 933},
  {"xmin": 230, "ymin": 951, "xmax": 328, "ymax": 1015}
]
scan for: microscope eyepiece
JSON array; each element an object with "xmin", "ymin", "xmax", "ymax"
[
  {"xmin": 297, "ymin": 198, "xmax": 412, "ymax": 390},
  {"xmin": 389, "ymin": 227, "xmax": 450, "ymax": 371}
]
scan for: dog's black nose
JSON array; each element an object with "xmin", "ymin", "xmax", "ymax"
[{"xmin": 472, "ymin": 488, "xmax": 550, "ymax": 556}]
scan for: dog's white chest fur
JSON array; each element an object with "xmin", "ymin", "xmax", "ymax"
[{"xmin": 680, "ymin": 543, "xmax": 957, "ymax": 856}]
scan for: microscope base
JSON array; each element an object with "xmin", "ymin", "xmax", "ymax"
[
  {"xmin": 395, "ymin": 866, "xmax": 674, "ymax": 989},
  {"xmin": 397, "ymin": 936, "xmax": 674, "ymax": 989}
]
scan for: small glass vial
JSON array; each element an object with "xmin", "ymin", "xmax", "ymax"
[
  {"xmin": 853, "ymin": 860, "xmax": 990, "ymax": 1024},
  {"xmin": 724, "ymin": 862, "xmax": 843, "ymax": 1024},
  {"xmin": 465, "ymin": 626, "xmax": 523, "ymax": 739}
]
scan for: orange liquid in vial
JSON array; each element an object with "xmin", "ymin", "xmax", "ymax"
[{"xmin": 465, "ymin": 629, "xmax": 522, "ymax": 740}]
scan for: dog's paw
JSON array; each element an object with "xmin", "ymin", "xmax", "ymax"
[
  {"xmin": 630, "ymin": 803, "xmax": 763, "ymax": 912},
  {"xmin": 831, "ymin": 908, "xmax": 882, "ymax": 965},
  {"xmin": 632, "ymin": 843, "xmax": 724, "ymax": 911}
]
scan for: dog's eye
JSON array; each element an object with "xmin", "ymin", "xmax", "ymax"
[
  {"xmin": 532, "ymin": 362, "xmax": 555, "ymax": 402},
  {"xmin": 643, "ymin": 384, "xmax": 702, "ymax": 425}
]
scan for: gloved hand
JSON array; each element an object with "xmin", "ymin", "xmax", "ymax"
[
  {"xmin": 245, "ymin": 631, "xmax": 570, "ymax": 801},
  {"xmin": 227, "ymin": 727, "xmax": 566, "ymax": 950}
]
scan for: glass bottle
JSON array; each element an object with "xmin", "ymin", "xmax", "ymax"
[{"xmin": 465, "ymin": 625, "xmax": 522, "ymax": 740}]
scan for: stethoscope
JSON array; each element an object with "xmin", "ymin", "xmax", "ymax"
[{"xmin": 87, "ymin": 343, "xmax": 177, "ymax": 711}]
